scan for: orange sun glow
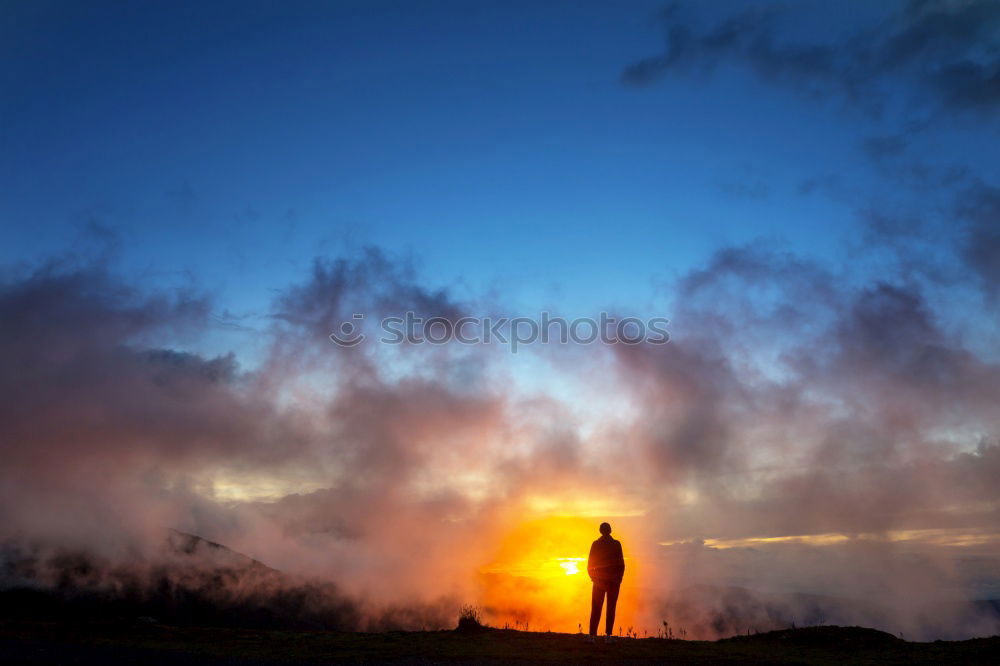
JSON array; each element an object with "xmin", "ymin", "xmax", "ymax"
[{"xmin": 478, "ymin": 516, "xmax": 639, "ymax": 633}]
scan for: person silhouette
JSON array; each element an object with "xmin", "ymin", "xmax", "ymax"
[{"xmin": 586, "ymin": 522, "xmax": 625, "ymax": 643}]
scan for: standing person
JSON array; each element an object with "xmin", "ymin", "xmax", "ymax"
[{"xmin": 586, "ymin": 522, "xmax": 625, "ymax": 643}]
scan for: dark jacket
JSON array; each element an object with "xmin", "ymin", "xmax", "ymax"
[{"xmin": 587, "ymin": 534, "xmax": 625, "ymax": 584}]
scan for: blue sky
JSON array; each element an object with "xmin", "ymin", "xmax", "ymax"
[
  {"xmin": 3, "ymin": 1, "xmax": 999, "ymax": 360},
  {"xmin": 2, "ymin": 1, "xmax": 912, "ymax": 319}
]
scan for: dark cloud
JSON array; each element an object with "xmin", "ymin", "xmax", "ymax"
[
  {"xmin": 275, "ymin": 248, "xmax": 463, "ymax": 332},
  {"xmin": 957, "ymin": 182, "xmax": 1000, "ymax": 300},
  {"xmin": 857, "ymin": 177, "xmax": 1000, "ymax": 300},
  {"xmin": 623, "ymin": 1, "xmax": 1000, "ymax": 116},
  {"xmin": 616, "ymin": 242, "xmax": 1000, "ymax": 537}
]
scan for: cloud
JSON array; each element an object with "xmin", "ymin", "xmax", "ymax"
[
  {"xmin": 0, "ymin": 249, "xmax": 601, "ymax": 627},
  {"xmin": 957, "ymin": 182, "xmax": 1000, "ymax": 301},
  {"xmin": 623, "ymin": 1, "xmax": 1000, "ymax": 116},
  {"xmin": 2, "ymin": 240, "xmax": 1000, "ymax": 638}
]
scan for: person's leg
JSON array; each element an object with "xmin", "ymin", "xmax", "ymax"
[
  {"xmin": 604, "ymin": 582, "xmax": 620, "ymax": 636},
  {"xmin": 589, "ymin": 582, "xmax": 605, "ymax": 636}
]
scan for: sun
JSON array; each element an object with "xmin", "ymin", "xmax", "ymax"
[{"xmin": 557, "ymin": 557, "xmax": 584, "ymax": 575}]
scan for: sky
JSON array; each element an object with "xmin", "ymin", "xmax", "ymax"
[
  {"xmin": 2, "ymin": 0, "xmax": 1000, "ymax": 640},
  {"xmin": 10, "ymin": 0, "xmax": 988, "ymax": 314}
]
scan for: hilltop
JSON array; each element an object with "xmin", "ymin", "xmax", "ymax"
[{"xmin": 2, "ymin": 620, "xmax": 999, "ymax": 664}]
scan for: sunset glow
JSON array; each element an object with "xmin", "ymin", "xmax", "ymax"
[{"xmin": 478, "ymin": 517, "xmax": 638, "ymax": 633}]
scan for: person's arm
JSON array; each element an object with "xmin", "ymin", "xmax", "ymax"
[
  {"xmin": 586, "ymin": 541, "xmax": 597, "ymax": 581},
  {"xmin": 614, "ymin": 541, "xmax": 625, "ymax": 580}
]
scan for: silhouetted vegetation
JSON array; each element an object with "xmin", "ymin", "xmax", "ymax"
[{"xmin": 456, "ymin": 604, "xmax": 486, "ymax": 633}]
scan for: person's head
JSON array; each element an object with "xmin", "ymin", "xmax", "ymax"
[{"xmin": 599, "ymin": 522, "xmax": 612, "ymax": 536}]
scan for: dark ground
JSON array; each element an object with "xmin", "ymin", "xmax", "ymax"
[{"xmin": 2, "ymin": 620, "xmax": 999, "ymax": 665}]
